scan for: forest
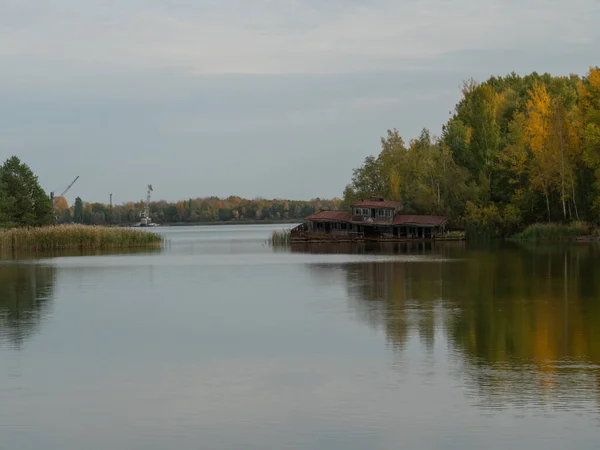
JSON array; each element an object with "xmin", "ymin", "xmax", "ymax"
[{"xmin": 343, "ymin": 67, "xmax": 600, "ymax": 234}]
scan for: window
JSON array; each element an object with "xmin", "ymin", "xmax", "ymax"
[{"xmin": 376, "ymin": 209, "xmax": 392, "ymax": 219}]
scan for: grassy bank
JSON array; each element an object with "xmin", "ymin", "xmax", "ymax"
[
  {"xmin": 0, "ymin": 224, "xmax": 163, "ymax": 252},
  {"xmin": 513, "ymin": 222, "xmax": 594, "ymax": 241}
]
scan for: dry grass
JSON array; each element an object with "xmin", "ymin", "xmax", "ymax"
[{"xmin": 0, "ymin": 224, "xmax": 163, "ymax": 252}]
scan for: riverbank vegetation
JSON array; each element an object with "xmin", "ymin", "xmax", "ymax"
[
  {"xmin": 343, "ymin": 67, "xmax": 600, "ymax": 237},
  {"xmin": 0, "ymin": 157, "xmax": 163, "ymax": 251},
  {"xmin": 0, "ymin": 225, "xmax": 163, "ymax": 252}
]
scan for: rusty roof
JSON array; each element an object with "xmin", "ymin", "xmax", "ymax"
[
  {"xmin": 353, "ymin": 199, "xmax": 403, "ymax": 209},
  {"xmin": 306, "ymin": 210, "xmax": 352, "ymax": 222},
  {"xmin": 393, "ymin": 215, "xmax": 448, "ymax": 226}
]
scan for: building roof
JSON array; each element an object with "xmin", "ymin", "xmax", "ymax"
[
  {"xmin": 353, "ymin": 198, "xmax": 403, "ymax": 209},
  {"xmin": 393, "ymin": 215, "xmax": 449, "ymax": 227},
  {"xmin": 306, "ymin": 210, "xmax": 352, "ymax": 222}
]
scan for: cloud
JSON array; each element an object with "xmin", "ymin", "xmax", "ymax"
[{"xmin": 0, "ymin": 0, "xmax": 598, "ymax": 76}]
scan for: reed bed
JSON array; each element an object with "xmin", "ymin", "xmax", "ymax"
[
  {"xmin": 513, "ymin": 221, "xmax": 591, "ymax": 241},
  {"xmin": 270, "ymin": 229, "xmax": 291, "ymax": 246},
  {"xmin": 0, "ymin": 225, "xmax": 163, "ymax": 251}
]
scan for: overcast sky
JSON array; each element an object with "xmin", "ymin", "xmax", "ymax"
[{"xmin": 0, "ymin": 0, "xmax": 598, "ymax": 204}]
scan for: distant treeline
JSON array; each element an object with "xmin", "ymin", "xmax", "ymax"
[
  {"xmin": 343, "ymin": 67, "xmax": 600, "ymax": 235},
  {"xmin": 54, "ymin": 196, "xmax": 342, "ymax": 225}
]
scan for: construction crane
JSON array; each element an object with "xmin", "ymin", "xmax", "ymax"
[
  {"xmin": 51, "ymin": 176, "xmax": 80, "ymax": 207},
  {"xmin": 140, "ymin": 184, "xmax": 153, "ymax": 226}
]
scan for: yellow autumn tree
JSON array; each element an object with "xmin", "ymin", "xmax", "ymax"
[
  {"xmin": 52, "ymin": 196, "xmax": 69, "ymax": 215},
  {"xmin": 525, "ymin": 81, "xmax": 561, "ymax": 221}
]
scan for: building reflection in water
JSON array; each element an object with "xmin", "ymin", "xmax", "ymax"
[
  {"xmin": 0, "ymin": 264, "xmax": 56, "ymax": 349},
  {"xmin": 297, "ymin": 242, "xmax": 600, "ymax": 412}
]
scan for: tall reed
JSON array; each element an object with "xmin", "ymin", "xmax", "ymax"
[
  {"xmin": 0, "ymin": 225, "xmax": 163, "ymax": 252},
  {"xmin": 270, "ymin": 229, "xmax": 291, "ymax": 246}
]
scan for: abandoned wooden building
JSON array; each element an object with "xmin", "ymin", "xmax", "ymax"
[{"xmin": 291, "ymin": 197, "xmax": 449, "ymax": 241}]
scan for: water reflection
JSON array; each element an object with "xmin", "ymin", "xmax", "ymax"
[
  {"xmin": 290, "ymin": 240, "xmax": 465, "ymax": 256},
  {"xmin": 1, "ymin": 246, "xmax": 163, "ymax": 261},
  {"xmin": 0, "ymin": 263, "xmax": 56, "ymax": 349},
  {"xmin": 303, "ymin": 242, "xmax": 600, "ymax": 411},
  {"xmin": 445, "ymin": 244, "xmax": 600, "ymax": 411}
]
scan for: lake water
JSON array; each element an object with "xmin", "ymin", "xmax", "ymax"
[{"xmin": 1, "ymin": 225, "xmax": 599, "ymax": 450}]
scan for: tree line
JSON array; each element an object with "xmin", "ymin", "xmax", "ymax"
[
  {"xmin": 343, "ymin": 67, "xmax": 600, "ymax": 234},
  {"xmin": 55, "ymin": 196, "xmax": 342, "ymax": 226}
]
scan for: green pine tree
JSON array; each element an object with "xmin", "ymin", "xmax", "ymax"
[{"xmin": 0, "ymin": 156, "xmax": 54, "ymax": 227}]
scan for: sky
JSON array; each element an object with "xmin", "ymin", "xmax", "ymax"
[{"xmin": 0, "ymin": 0, "xmax": 598, "ymax": 204}]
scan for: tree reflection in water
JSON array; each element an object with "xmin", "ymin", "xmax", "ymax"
[
  {"xmin": 299, "ymin": 242, "xmax": 600, "ymax": 412},
  {"xmin": 0, "ymin": 264, "xmax": 55, "ymax": 349},
  {"xmin": 0, "ymin": 247, "xmax": 158, "ymax": 350}
]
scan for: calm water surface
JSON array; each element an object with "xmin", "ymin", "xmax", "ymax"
[{"xmin": 1, "ymin": 225, "xmax": 600, "ymax": 449}]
